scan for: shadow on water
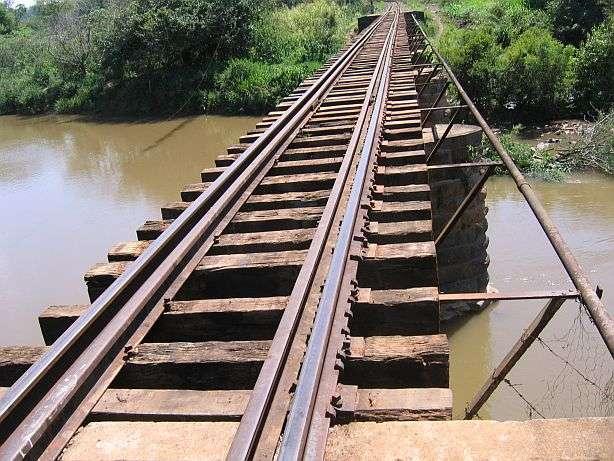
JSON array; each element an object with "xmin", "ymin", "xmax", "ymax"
[{"xmin": 141, "ymin": 116, "xmax": 199, "ymax": 153}]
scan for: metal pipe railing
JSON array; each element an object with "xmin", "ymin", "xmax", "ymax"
[{"xmin": 410, "ymin": 13, "xmax": 614, "ymax": 358}]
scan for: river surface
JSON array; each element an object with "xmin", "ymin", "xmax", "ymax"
[{"xmin": 1, "ymin": 115, "xmax": 612, "ymax": 421}]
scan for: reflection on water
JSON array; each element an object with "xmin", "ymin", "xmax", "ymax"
[
  {"xmin": 1, "ymin": 115, "xmax": 612, "ymax": 421},
  {"xmin": 0, "ymin": 114, "xmax": 258, "ymax": 345},
  {"xmin": 448, "ymin": 175, "xmax": 614, "ymax": 420}
]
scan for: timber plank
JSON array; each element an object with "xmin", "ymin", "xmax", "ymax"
[
  {"xmin": 358, "ymin": 242, "xmax": 438, "ymax": 289},
  {"xmin": 270, "ymin": 157, "xmax": 342, "ymax": 176},
  {"xmin": 352, "ymin": 387, "xmax": 452, "ymax": 421},
  {"xmin": 376, "ymin": 163, "xmax": 428, "ymax": 185},
  {"xmin": 372, "ymin": 184, "xmax": 431, "ymax": 202},
  {"xmin": 87, "ymin": 386, "xmax": 451, "ymax": 422},
  {"xmin": 243, "ymin": 190, "xmax": 330, "ymax": 211},
  {"xmin": 351, "ymin": 287, "xmax": 439, "ymax": 336},
  {"xmin": 256, "ymin": 171, "xmax": 337, "ymax": 194},
  {"xmin": 280, "ymin": 144, "xmax": 347, "ymax": 161},
  {"xmin": 226, "ymin": 207, "xmax": 323, "ymax": 233},
  {"xmin": 188, "ymin": 249, "xmax": 308, "ymax": 297},
  {"xmin": 114, "ymin": 341, "xmax": 270, "ymax": 389},
  {"xmin": 369, "ymin": 200, "xmax": 431, "ymax": 222},
  {"xmin": 209, "ymin": 228, "xmax": 313, "ymax": 254},
  {"xmin": 0, "ymin": 336, "xmax": 448, "ymax": 388},
  {"xmin": 345, "ymin": 334, "xmax": 449, "ymax": 388},
  {"xmin": 368, "ymin": 220, "xmax": 433, "ymax": 244},
  {"xmin": 108, "ymin": 241, "xmax": 150, "ymax": 262},
  {"xmin": 39, "ymin": 297, "xmax": 288, "ymax": 345},
  {"xmin": 0, "ymin": 346, "xmax": 47, "ymax": 386}
]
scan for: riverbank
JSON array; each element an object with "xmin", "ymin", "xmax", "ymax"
[{"xmin": 0, "ymin": 0, "xmax": 371, "ymax": 116}]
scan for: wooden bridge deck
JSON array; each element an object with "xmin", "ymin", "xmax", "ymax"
[{"xmin": 1, "ymin": 3, "xmax": 612, "ymax": 460}]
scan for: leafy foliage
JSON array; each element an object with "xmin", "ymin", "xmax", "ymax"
[
  {"xmin": 0, "ymin": 0, "xmax": 368, "ymax": 115},
  {"xmin": 572, "ymin": 17, "xmax": 614, "ymax": 112},
  {"xmin": 205, "ymin": 58, "xmax": 318, "ymax": 113},
  {"xmin": 436, "ymin": 0, "xmax": 612, "ymax": 120}
]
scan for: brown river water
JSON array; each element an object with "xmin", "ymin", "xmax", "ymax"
[{"xmin": 1, "ymin": 114, "xmax": 612, "ymax": 420}]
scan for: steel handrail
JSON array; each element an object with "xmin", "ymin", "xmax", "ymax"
[{"xmin": 410, "ymin": 14, "xmax": 613, "ymax": 356}]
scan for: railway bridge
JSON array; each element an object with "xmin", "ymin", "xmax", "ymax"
[{"xmin": 1, "ymin": 3, "xmax": 613, "ymax": 459}]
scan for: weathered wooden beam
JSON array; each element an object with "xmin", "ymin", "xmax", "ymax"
[
  {"xmin": 0, "ymin": 336, "xmax": 448, "ymax": 389},
  {"xmin": 243, "ymin": 190, "xmax": 330, "ymax": 211},
  {"xmin": 85, "ymin": 249, "xmax": 309, "ymax": 301},
  {"xmin": 376, "ymin": 163, "xmax": 428, "ymax": 185},
  {"xmin": 226, "ymin": 207, "xmax": 323, "ymax": 233},
  {"xmin": 288, "ymin": 133, "xmax": 350, "ymax": 148},
  {"xmin": 0, "ymin": 346, "xmax": 47, "ymax": 387},
  {"xmin": 351, "ymin": 287, "xmax": 439, "ymax": 336},
  {"xmin": 369, "ymin": 200, "xmax": 431, "ymax": 223},
  {"xmin": 339, "ymin": 386, "xmax": 452, "ymax": 422},
  {"xmin": 256, "ymin": 171, "xmax": 338, "ymax": 194},
  {"xmin": 108, "ymin": 241, "xmax": 151, "ymax": 262},
  {"xmin": 344, "ymin": 334, "xmax": 449, "ymax": 388},
  {"xmin": 367, "ymin": 220, "xmax": 433, "ymax": 244},
  {"xmin": 137, "ymin": 219, "xmax": 173, "ymax": 240},
  {"xmin": 41, "ymin": 284, "xmax": 440, "ymax": 346},
  {"xmin": 372, "ymin": 183, "xmax": 430, "ymax": 202},
  {"xmin": 359, "ymin": 242, "xmax": 438, "ymax": 289},
  {"xmin": 210, "ymin": 229, "xmax": 313, "ymax": 254},
  {"xmin": 379, "ymin": 149, "xmax": 426, "ymax": 166}
]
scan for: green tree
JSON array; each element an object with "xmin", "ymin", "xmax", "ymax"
[
  {"xmin": 494, "ymin": 28, "xmax": 573, "ymax": 115},
  {"xmin": 438, "ymin": 25, "xmax": 502, "ymax": 110},
  {"xmin": 0, "ymin": 3, "xmax": 16, "ymax": 33},
  {"xmin": 572, "ymin": 17, "xmax": 614, "ymax": 111}
]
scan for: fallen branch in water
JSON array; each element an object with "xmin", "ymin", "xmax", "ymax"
[{"xmin": 558, "ymin": 109, "xmax": 614, "ymax": 175}]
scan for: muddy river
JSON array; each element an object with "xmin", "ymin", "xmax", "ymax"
[{"xmin": 1, "ymin": 115, "xmax": 612, "ymax": 420}]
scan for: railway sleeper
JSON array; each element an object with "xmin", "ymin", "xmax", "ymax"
[
  {"xmin": 0, "ymin": 335, "xmax": 448, "ymax": 390},
  {"xmin": 79, "ymin": 386, "xmax": 451, "ymax": 423},
  {"xmin": 88, "ymin": 239, "xmax": 436, "ymax": 302},
  {"xmin": 39, "ymin": 285, "xmax": 440, "ymax": 346}
]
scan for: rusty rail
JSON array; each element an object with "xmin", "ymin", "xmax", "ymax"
[{"xmin": 0, "ymin": 14, "xmax": 391, "ymax": 460}]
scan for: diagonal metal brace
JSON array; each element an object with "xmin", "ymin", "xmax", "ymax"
[
  {"xmin": 435, "ymin": 165, "xmax": 495, "ymax": 246},
  {"xmin": 425, "ymin": 106, "xmax": 462, "ymax": 164},
  {"xmin": 464, "ymin": 296, "xmax": 567, "ymax": 419},
  {"xmin": 421, "ymin": 81, "xmax": 450, "ymax": 127}
]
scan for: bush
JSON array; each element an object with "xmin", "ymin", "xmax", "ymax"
[
  {"xmin": 494, "ymin": 28, "xmax": 574, "ymax": 116},
  {"xmin": 206, "ymin": 58, "xmax": 318, "ymax": 113},
  {"xmin": 572, "ymin": 17, "xmax": 614, "ymax": 112},
  {"xmin": 251, "ymin": 0, "xmax": 356, "ymax": 64},
  {"xmin": 475, "ymin": 126, "xmax": 567, "ymax": 180},
  {"xmin": 438, "ymin": 26, "xmax": 501, "ymax": 110}
]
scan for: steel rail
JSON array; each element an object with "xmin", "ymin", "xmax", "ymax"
[
  {"xmin": 226, "ymin": 8, "xmax": 394, "ymax": 459},
  {"xmin": 0, "ymin": 16, "xmax": 390, "ymax": 460},
  {"xmin": 278, "ymin": 7, "xmax": 398, "ymax": 459},
  {"xmin": 410, "ymin": 14, "xmax": 614, "ymax": 357}
]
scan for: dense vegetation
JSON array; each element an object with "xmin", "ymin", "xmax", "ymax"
[
  {"xmin": 432, "ymin": 0, "xmax": 612, "ymax": 120},
  {"xmin": 0, "ymin": 0, "xmax": 371, "ymax": 115}
]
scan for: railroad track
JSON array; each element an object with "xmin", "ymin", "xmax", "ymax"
[{"xmin": 0, "ymin": 4, "xmax": 452, "ymax": 459}]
